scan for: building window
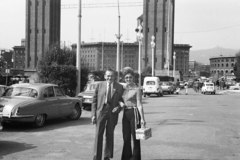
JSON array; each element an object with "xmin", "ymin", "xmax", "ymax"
[
  {"xmin": 221, "ymin": 59, "xmax": 224, "ymax": 62},
  {"xmin": 226, "ymin": 59, "xmax": 229, "ymax": 62},
  {"xmin": 231, "ymin": 58, "xmax": 234, "ymax": 62},
  {"xmin": 222, "ymin": 64, "xmax": 224, "ymax": 67},
  {"xmin": 226, "ymin": 63, "xmax": 228, "ymax": 67},
  {"xmin": 232, "ymin": 63, "xmax": 234, "ymax": 67}
]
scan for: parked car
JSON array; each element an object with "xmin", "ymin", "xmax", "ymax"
[
  {"xmin": 225, "ymin": 81, "xmax": 236, "ymax": 89},
  {"xmin": 229, "ymin": 83, "xmax": 240, "ymax": 90},
  {"xmin": 77, "ymin": 81, "xmax": 101, "ymax": 110},
  {"xmin": 201, "ymin": 82, "xmax": 216, "ymax": 94},
  {"xmin": 142, "ymin": 77, "xmax": 163, "ymax": 97},
  {"xmin": 0, "ymin": 83, "xmax": 82, "ymax": 128},
  {"xmin": 160, "ymin": 81, "xmax": 174, "ymax": 94}
]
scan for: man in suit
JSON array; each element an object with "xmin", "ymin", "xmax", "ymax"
[{"xmin": 92, "ymin": 68, "xmax": 124, "ymax": 160}]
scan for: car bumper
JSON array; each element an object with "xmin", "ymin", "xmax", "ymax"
[
  {"xmin": 204, "ymin": 90, "xmax": 215, "ymax": 92},
  {"xmin": 2, "ymin": 115, "xmax": 35, "ymax": 122},
  {"xmin": 143, "ymin": 91, "xmax": 160, "ymax": 94}
]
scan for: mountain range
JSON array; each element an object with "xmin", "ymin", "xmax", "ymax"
[{"xmin": 190, "ymin": 47, "xmax": 239, "ymax": 64}]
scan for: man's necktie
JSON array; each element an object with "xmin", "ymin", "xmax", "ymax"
[{"xmin": 107, "ymin": 83, "xmax": 111, "ymax": 103}]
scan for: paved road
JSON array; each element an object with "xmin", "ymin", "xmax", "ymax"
[{"xmin": 0, "ymin": 89, "xmax": 240, "ymax": 160}]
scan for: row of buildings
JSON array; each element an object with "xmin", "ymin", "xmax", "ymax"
[{"xmin": 1, "ymin": 0, "xmax": 237, "ymax": 82}]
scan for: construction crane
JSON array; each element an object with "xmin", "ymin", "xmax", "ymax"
[{"xmin": 61, "ymin": 2, "xmax": 143, "ymax": 9}]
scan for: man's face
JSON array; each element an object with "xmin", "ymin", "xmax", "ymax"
[{"xmin": 104, "ymin": 71, "xmax": 115, "ymax": 83}]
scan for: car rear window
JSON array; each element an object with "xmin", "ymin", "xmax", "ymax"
[
  {"xmin": 2, "ymin": 87, "xmax": 38, "ymax": 98},
  {"xmin": 85, "ymin": 84, "xmax": 97, "ymax": 91},
  {"xmin": 146, "ymin": 81, "xmax": 155, "ymax": 85},
  {"xmin": 206, "ymin": 84, "xmax": 214, "ymax": 86}
]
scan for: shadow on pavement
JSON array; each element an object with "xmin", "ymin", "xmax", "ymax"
[
  {"xmin": 0, "ymin": 141, "xmax": 36, "ymax": 159},
  {"xmin": 145, "ymin": 95, "xmax": 177, "ymax": 98},
  {"xmin": 145, "ymin": 112, "xmax": 165, "ymax": 115},
  {"xmin": 150, "ymin": 159, "xmax": 201, "ymax": 160},
  {"xmin": 1, "ymin": 116, "xmax": 91, "ymax": 132},
  {"xmin": 157, "ymin": 119, "xmax": 204, "ymax": 126}
]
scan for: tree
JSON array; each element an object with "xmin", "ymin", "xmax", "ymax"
[
  {"xmin": 233, "ymin": 50, "xmax": 240, "ymax": 82},
  {"xmin": 37, "ymin": 43, "xmax": 90, "ymax": 96}
]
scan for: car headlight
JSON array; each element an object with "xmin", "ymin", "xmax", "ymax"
[{"xmin": 11, "ymin": 107, "xmax": 21, "ymax": 116}]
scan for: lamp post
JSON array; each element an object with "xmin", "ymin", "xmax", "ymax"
[
  {"xmin": 135, "ymin": 24, "xmax": 143, "ymax": 87},
  {"xmin": 5, "ymin": 62, "xmax": 10, "ymax": 86},
  {"xmin": 76, "ymin": 0, "xmax": 82, "ymax": 94},
  {"xmin": 184, "ymin": 54, "xmax": 186, "ymax": 74},
  {"xmin": 151, "ymin": 35, "xmax": 155, "ymax": 77},
  {"xmin": 115, "ymin": 0, "xmax": 122, "ymax": 82},
  {"xmin": 173, "ymin": 52, "xmax": 176, "ymax": 81}
]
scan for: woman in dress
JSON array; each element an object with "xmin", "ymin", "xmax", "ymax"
[{"xmin": 120, "ymin": 67, "xmax": 146, "ymax": 160}]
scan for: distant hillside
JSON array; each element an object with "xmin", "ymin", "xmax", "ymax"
[{"xmin": 190, "ymin": 47, "xmax": 238, "ymax": 64}]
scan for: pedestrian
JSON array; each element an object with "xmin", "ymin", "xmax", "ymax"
[
  {"xmin": 91, "ymin": 68, "xmax": 124, "ymax": 160},
  {"xmin": 175, "ymin": 79, "xmax": 180, "ymax": 94},
  {"xmin": 184, "ymin": 81, "xmax": 188, "ymax": 95},
  {"xmin": 216, "ymin": 80, "xmax": 220, "ymax": 89},
  {"xmin": 120, "ymin": 67, "xmax": 146, "ymax": 160}
]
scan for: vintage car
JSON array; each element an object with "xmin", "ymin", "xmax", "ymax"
[
  {"xmin": 0, "ymin": 83, "xmax": 82, "ymax": 128},
  {"xmin": 201, "ymin": 82, "xmax": 216, "ymax": 94},
  {"xmin": 77, "ymin": 81, "xmax": 101, "ymax": 110},
  {"xmin": 160, "ymin": 81, "xmax": 174, "ymax": 94},
  {"xmin": 229, "ymin": 83, "xmax": 240, "ymax": 90}
]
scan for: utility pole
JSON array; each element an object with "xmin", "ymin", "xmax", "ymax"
[
  {"xmin": 115, "ymin": 0, "xmax": 122, "ymax": 82},
  {"xmin": 76, "ymin": 0, "xmax": 82, "ymax": 94},
  {"xmin": 102, "ymin": 42, "xmax": 104, "ymax": 70}
]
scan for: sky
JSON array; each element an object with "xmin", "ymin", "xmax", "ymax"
[{"xmin": 0, "ymin": 0, "xmax": 240, "ymax": 51}]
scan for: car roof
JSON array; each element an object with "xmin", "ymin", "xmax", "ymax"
[
  {"xmin": 88, "ymin": 81, "xmax": 102, "ymax": 85},
  {"xmin": 204, "ymin": 82, "xmax": 214, "ymax": 84},
  {"xmin": 10, "ymin": 83, "xmax": 58, "ymax": 90}
]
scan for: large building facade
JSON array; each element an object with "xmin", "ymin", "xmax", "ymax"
[
  {"xmin": 79, "ymin": 42, "xmax": 139, "ymax": 71},
  {"xmin": 173, "ymin": 44, "xmax": 192, "ymax": 74},
  {"xmin": 209, "ymin": 55, "xmax": 236, "ymax": 75},
  {"xmin": 25, "ymin": 0, "xmax": 61, "ymax": 75},
  {"xmin": 142, "ymin": 0, "xmax": 175, "ymax": 70}
]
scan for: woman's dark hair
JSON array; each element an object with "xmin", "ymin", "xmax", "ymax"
[{"xmin": 122, "ymin": 67, "xmax": 134, "ymax": 77}]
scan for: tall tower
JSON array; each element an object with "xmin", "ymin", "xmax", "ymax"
[
  {"xmin": 25, "ymin": 0, "xmax": 61, "ymax": 75},
  {"xmin": 142, "ymin": 0, "xmax": 175, "ymax": 72}
]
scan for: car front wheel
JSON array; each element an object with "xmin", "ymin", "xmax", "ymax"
[
  {"xmin": 33, "ymin": 114, "xmax": 46, "ymax": 128},
  {"xmin": 68, "ymin": 103, "xmax": 82, "ymax": 120}
]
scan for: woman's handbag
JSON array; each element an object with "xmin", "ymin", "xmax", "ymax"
[{"xmin": 136, "ymin": 126, "xmax": 152, "ymax": 140}]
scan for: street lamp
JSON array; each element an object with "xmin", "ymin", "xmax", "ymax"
[
  {"xmin": 135, "ymin": 24, "xmax": 143, "ymax": 87},
  {"xmin": 151, "ymin": 35, "xmax": 155, "ymax": 77},
  {"xmin": 173, "ymin": 52, "xmax": 176, "ymax": 80},
  {"xmin": 76, "ymin": 0, "xmax": 82, "ymax": 94}
]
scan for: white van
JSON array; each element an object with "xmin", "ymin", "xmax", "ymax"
[{"xmin": 143, "ymin": 77, "xmax": 163, "ymax": 97}]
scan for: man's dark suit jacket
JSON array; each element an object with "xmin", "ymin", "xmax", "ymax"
[{"xmin": 91, "ymin": 81, "xmax": 124, "ymax": 126}]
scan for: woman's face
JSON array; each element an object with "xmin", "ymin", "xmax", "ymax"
[{"xmin": 124, "ymin": 73, "xmax": 134, "ymax": 85}]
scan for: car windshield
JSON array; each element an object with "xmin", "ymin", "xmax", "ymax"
[
  {"xmin": 146, "ymin": 81, "xmax": 155, "ymax": 85},
  {"xmin": 85, "ymin": 83, "xmax": 97, "ymax": 91},
  {"xmin": 161, "ymin": 82, "xmax": 169, "ymax": 86},
  {"xmin": 2, "ymin": 87, "xmax": 38, "ymax": 98},
  {"xmin": 206, "ymin": 84, "xmax": 214, "ymax": 86}
]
